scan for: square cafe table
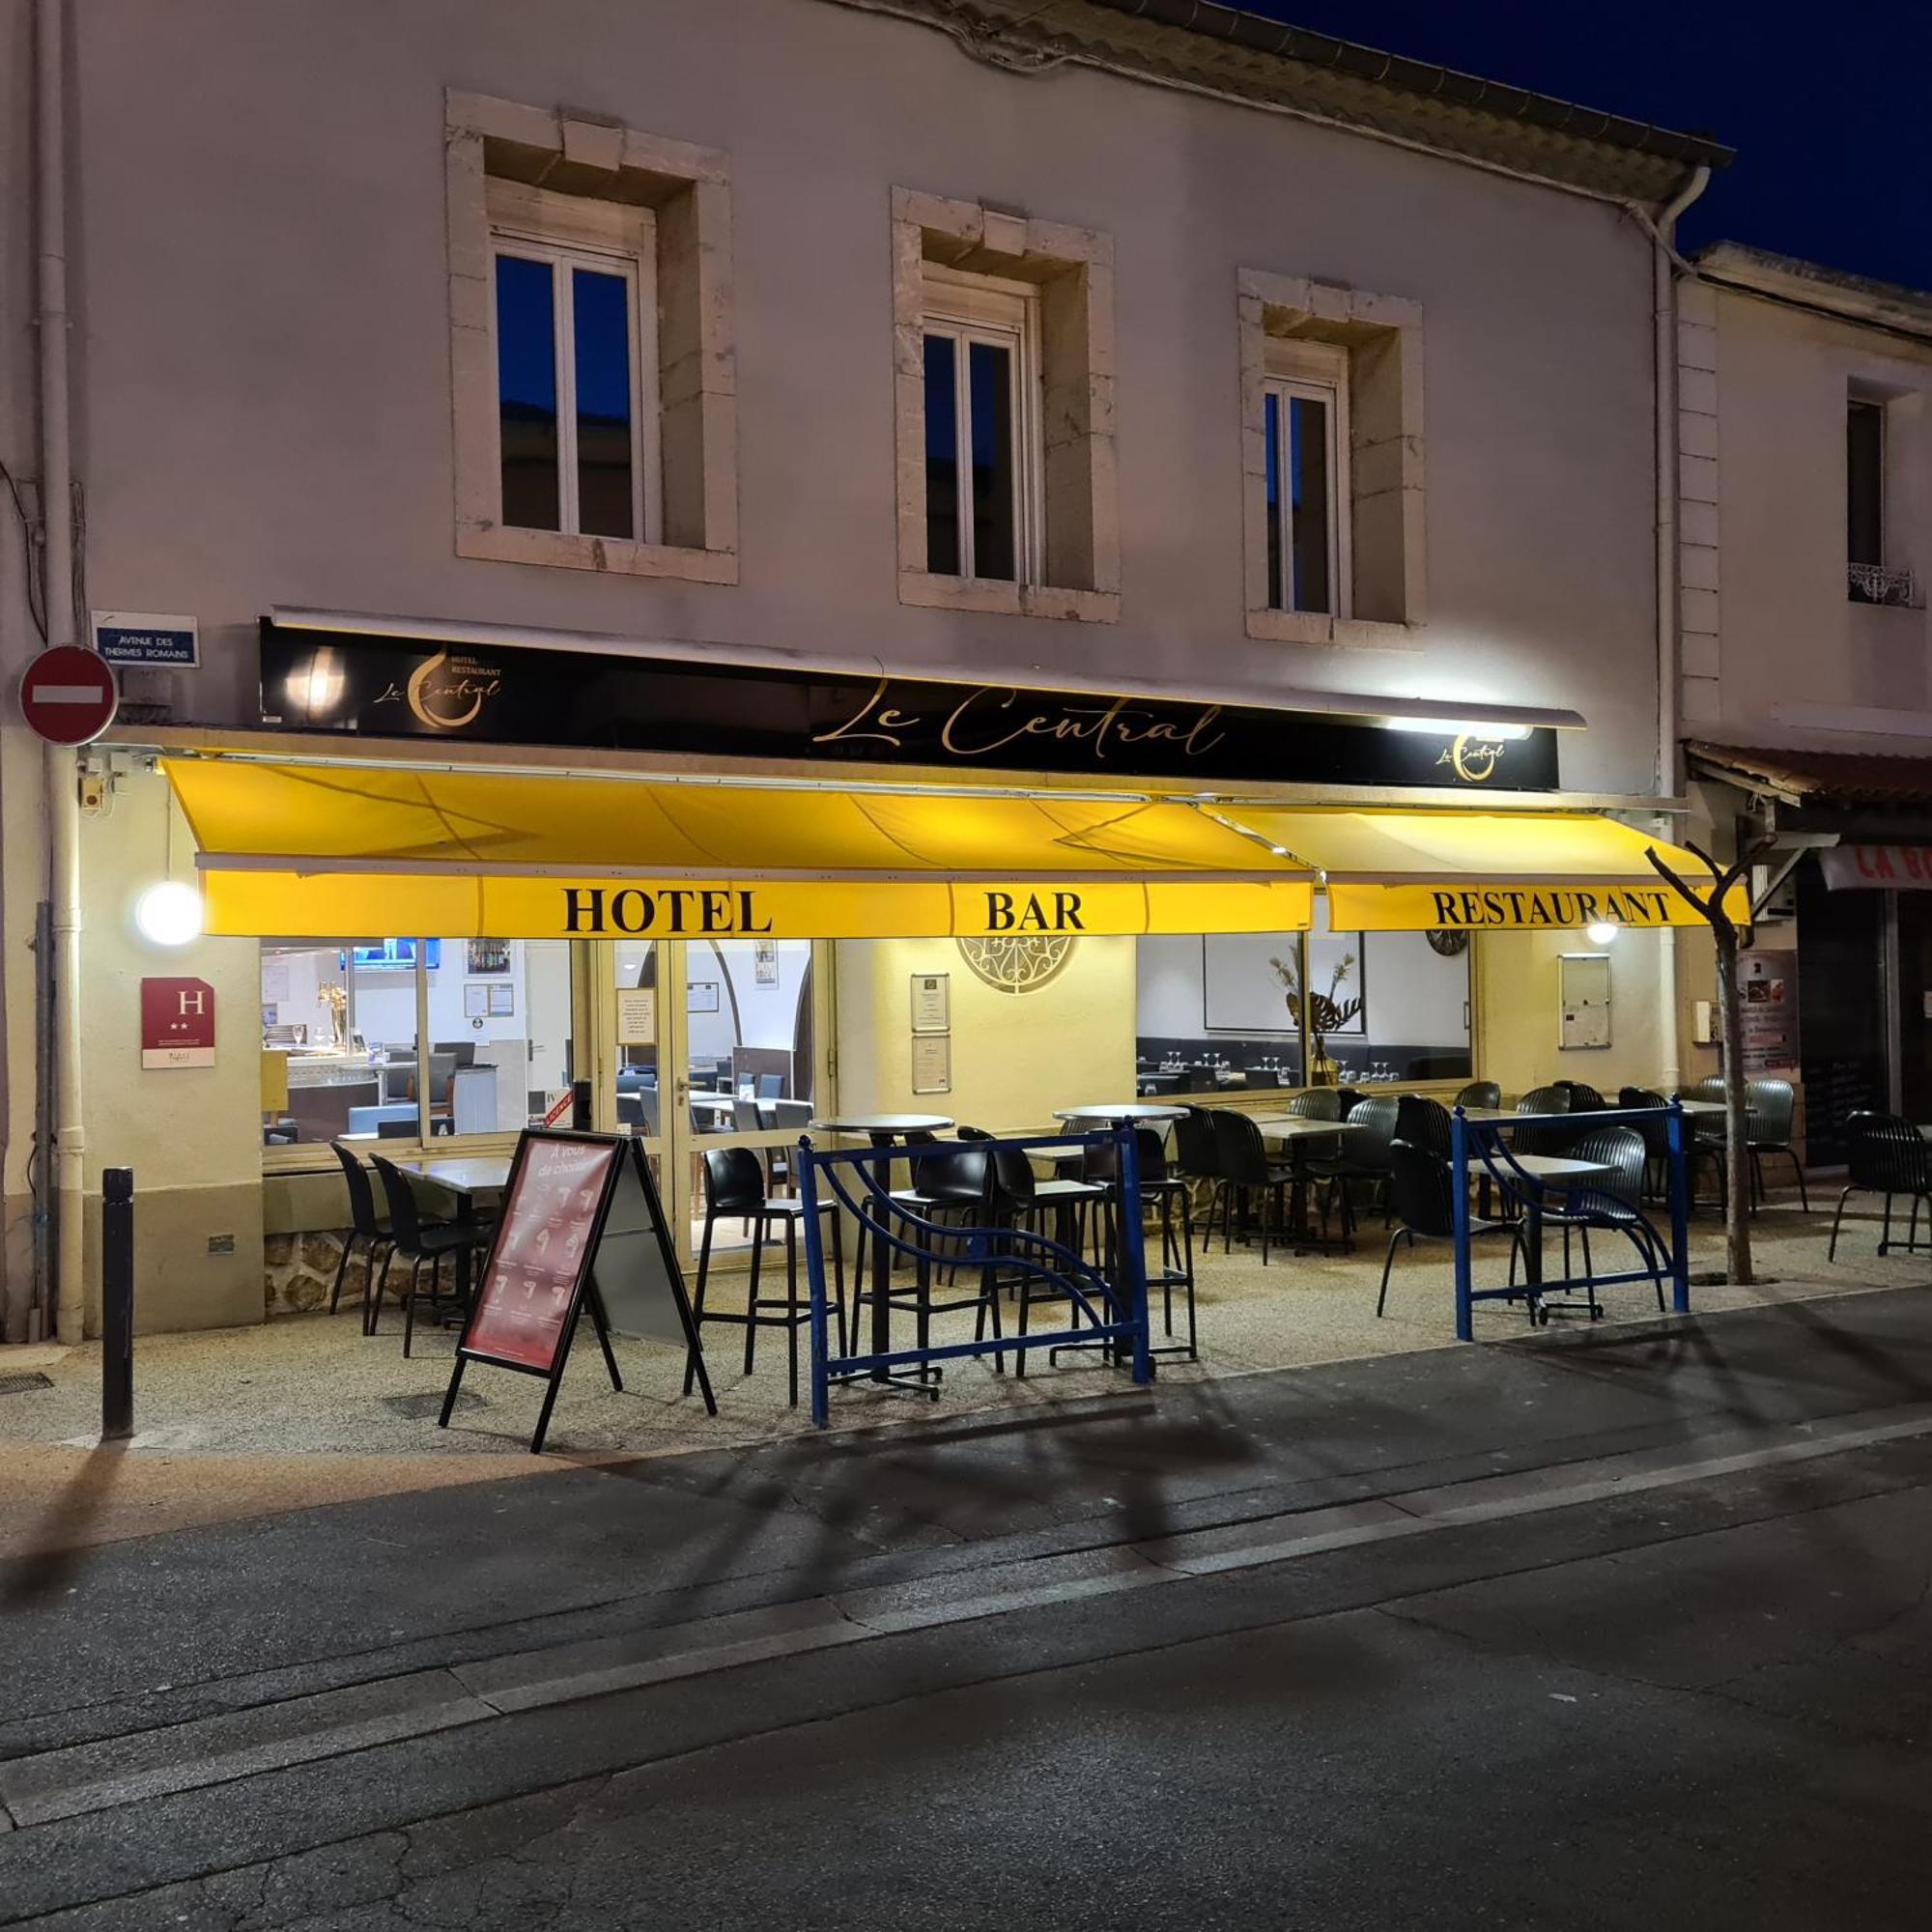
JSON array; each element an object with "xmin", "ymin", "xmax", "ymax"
[{"xmin": 394, "ymin": 1154, "xmax": 510, "ymax": 1306}]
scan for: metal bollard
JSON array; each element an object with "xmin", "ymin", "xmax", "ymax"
[
  {"xmin": 571, "ymin": 1078, "xmax": 593, "ymax": 1131},
  {"xmin": 101, "ymin": 1166, "xmax": 134, "ymax": 1441}
]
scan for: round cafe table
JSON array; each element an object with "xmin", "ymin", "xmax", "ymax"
[{"xmin": 809, "ymin": 1114, "xmax": 954, "ymax": 1388}]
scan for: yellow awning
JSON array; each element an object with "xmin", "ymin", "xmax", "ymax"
[
  {"xmin": 165, "ymin": 758, "xmax": 1314, "ymax": 940},
  {"xmin": 1222, "ymin": 809, "xmax": 1745, "ymax": 930}
]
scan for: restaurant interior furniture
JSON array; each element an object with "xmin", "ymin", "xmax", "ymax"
[
  {"xmin": 688, "ymin": 1146, "xmax": 845, "ymax": 1408},
  {"xmin": 765, "ymin": 1097, "xmax": 814, "ymax": 1193},
  {"xmin": 1378, "ymin": 1139, "xmax": 1524, "ymax": 1319},
  {"xmin": 368, "ymin": 1154, "xmax": 489, "ymax": 1358},
  {"xmin": 350, "ymin": 1103, "xmax": 417, "ymax": 1136},
  {"xmin": 327, "ymin": 1142, "xmax": 393, "ymax": 1332},
  {"xmin": 1207, "ymin": 1111, "xmax": 1298, "ymax": 1264},
  {"xmin": 1828, "ymin": 1114, "xmax": 1932, "ymax": 1262},
  {"xmin": 1455, "ymin": 1080, "xmax": 1503, "ymax": 1111},
  {"xmin": 1519, "ymin": 1125, "xmax": 1669, "ymax": 1319},
  {"xmin": 1746, "ymin": 1078, "xmax": 1808, "ymax": 1210},
  {"xmin": 1310, "ymin": 1095, "xmax": 1400, "ymax": 1241}
]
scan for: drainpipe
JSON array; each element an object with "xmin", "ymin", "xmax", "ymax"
[
  {"xmin": 36, "ymin": 0, "xmax": 85, "ymax": 1343},
  {"xmin": 1643, "ymin": 163, "xmax": 1710, "ymax": 1095}
]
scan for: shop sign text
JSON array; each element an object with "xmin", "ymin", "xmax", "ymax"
[{"xmin": 1426, "ymin": 887, "xmax": 1676, "ymax": 929}]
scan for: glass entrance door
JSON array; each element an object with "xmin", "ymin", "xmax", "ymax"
[{"xmin": 605, "ymin": 935, "xmax": 828, "ymax": 1265}]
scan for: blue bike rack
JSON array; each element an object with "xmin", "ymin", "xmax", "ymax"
[
  {"xmin": 796, "ymin": 1127, "xmax": 1154, "ymax": 1428},
  {"xmin": 1450, "ymin": 1101, "xmax": 1692, "ymax": 1342}
]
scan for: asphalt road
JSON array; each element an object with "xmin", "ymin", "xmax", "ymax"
[{"xmin": 9, "ymin": 1290, "xmax": 1932, "ymax": 1928}]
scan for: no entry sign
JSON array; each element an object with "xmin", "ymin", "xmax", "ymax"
[{"xmin": 20, "ymin": 645, "xmax": 118, "ymax": 746}]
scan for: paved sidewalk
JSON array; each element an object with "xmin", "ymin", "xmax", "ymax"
[
  {"xmin": 0, "ymin": 1200, "xmax": 1914, "ymax": 1560},
  {"xmin": 7, "ymin": 1282, "xmax": 1932, "ymax": 1759}
]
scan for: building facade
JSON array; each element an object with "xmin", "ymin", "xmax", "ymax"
[
  {"xmin": 0, "ymin": 0, "xmax": 1726, "ymax": 1339},
  {"xmin": 1676, "ymin": 244, "xmax": 1932, "ymax": 1163}
]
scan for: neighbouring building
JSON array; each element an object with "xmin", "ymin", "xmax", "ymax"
[
  {"xmin": 0, "ymin": 0, "xmax": 1731, "ymax": 1341},
  {"xmin": 1675, "ymin": 244, "xmax": 1932, "ymax": 1165}
]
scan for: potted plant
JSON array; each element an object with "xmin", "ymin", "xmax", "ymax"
[{"xmin": 1269, "ymin": 951, "xmax": 1361, "ymax": 1085}]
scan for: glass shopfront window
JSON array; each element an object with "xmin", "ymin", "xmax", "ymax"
[
  {"xmin": 1134, "ymin": 914, "xmax": 1471, "ymax": 1095},
  {"xmin": 259, "ymin": 937, "xmax": 578, "ymax": 1150}
]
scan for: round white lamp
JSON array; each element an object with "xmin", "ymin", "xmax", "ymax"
[
  {"xmin": 1584, "ymin": 919, "xmax": 1619, "ymax": 947},
  {"xmin": 134, "ymin": 880, "xmax": 204, "ymax": 947}
]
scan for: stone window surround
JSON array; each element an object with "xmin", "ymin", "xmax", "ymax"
[
  {"xmin": 446, "ymin": 90, "xmax": 737, "ymax": 584},
  {"xmin": 893, "ymin": 186, "xmax": 1120, "ymax": 623},
  {"xmin": 1239, "ymin": 269, "xmax": 1425, "ymax": 650}
]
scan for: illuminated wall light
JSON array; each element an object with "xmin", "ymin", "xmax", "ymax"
[
  {"xmin": 1585, "ymin": 920, "xmax": 1619, "ymax": 946},
  {"xmin": 135, "ymin": 881, "xmax": 204, "ymax": 947},
  {"xmin": 284, "ymin": 647, "xmax": 345, "ymax": 716},
  {"xmin": 1382, "ymin": 717, "xmax": 1533, "ymax": 742}
]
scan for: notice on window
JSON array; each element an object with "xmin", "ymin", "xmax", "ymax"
[
  {"xmin": 463, "ymin": 1138, "xmax": 619, "ymax": 1373},
  {"xmin": 616, "ymin": 987, "xmax": 657, "ymax": 1044}
]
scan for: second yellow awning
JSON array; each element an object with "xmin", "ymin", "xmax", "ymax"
[{"xmin": 1224, "ymin": 808, "xmax": 1745, "ymax": 929}]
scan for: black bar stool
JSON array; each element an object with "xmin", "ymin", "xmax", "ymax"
[{"xmin": 687, "ymin": 1147, "xmax": 846, "ymax": 1407}]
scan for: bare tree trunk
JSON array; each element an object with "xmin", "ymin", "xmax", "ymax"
[{"xmin": 1711, "ymin": 921, "xmax": 1754, "ymax": 1287}]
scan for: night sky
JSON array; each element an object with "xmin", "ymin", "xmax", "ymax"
[{"xmin": 1234, "ymin": 1, "xmax": 1932, "ymax": 291}]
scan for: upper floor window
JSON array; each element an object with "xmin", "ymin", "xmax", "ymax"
[
  {"xmin": 492, "ymin": 185, "xmax": 659, "ymax": 543},
  {"xmin": 1263, "ymin": 341, "xmax": 1350, "ymax": 618},
  {"xmin": 446, "ymin": 92, "xmax": 737, "ymax": 583},
  {"xmin": 892, "ymin": 187, "xmax": 1119, "ymax": 622},
  {"xmin": 922, "ymin": 269, "xmax": 1039, "ymax": 582},
  {"xmin": 1847, "ymin": 392, "xmax": 1918, "ymax": 606},
  {"xmin": 1238, "ymin": 271, "xmax": 1423, "ymax": 650}
]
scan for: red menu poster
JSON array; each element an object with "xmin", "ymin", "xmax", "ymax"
[{"xmin": 463, "ymin": 1137, "xmax": 620, "ymax": 1372}]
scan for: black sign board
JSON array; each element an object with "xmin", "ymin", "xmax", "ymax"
[
  {"xmin": 260, "ymin": 621, "xmax": 1560, "ymax": 793},
  {"xmin": 440, "ymin": 1129, "xmax": 715, "ymax": 1454}
]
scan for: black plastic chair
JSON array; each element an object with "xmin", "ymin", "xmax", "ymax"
[
  {"xmin": 1554, "ymin": 1080, "xmax": 1607, "ymax": 1114},
  {"xmin": 1619, "ymin": 1085, "xmax": 1723, "ymax": 1209},
  {"xmin": 1393, "ymin": 1094, "xmax": 1451, "ymax": 1161},
  {"xmin": 1746, "ymin": 1078, "xmax": 1808, "ymax": 1211},
  {"xmin": 1525, "ymin": 1126, "xmax": 1671, "ymax": 1319},
  {"xmin": 1455, "ymin": 1080, "xmax": 1502, "ymax": 1111},
  {"xmin": 1378, "ymin": 1139, "xmax": 1524, "ymax": 1319},
  {"xmin": 689, "ymin": 1146, "xmax": 845, "ymax": 1407},
  {"xmin": 368, "ymin": 1155, "xmax": 489, "ymax": 1358},
  {"xmin": 1511, "ymin": 1085, "xmax": 1573, "ymax": 1158},
  {"xmin": 1082, "ymin": 1127, "xmax": 1197, "ymax": 1358},
  {"xmin": 1172, "ymin": 1105, "xmax": 1221, "ymax": 1183},
  {"xmin": 1287, "ymin": 1090, "xmax": 1343, "ymax": 1122},
  {"xmin": 963, "ymin": 1127, "xmax": 1118, "ymax": 1374},
  {"xmin": 1829, "ymin": 1114, "xmax": 1932, "ymax": 1262},
  {"xmin": 1309, "ymin": 1095, "xmax": 1400, "ymax": 1241},
  {"xmin": 327, "ymin": 1141, "xmax": 392, "ymax": 1333},
  {"xmin": 1208, "ymin": 1111, "xmax": 1296, "ymax": 1264}
]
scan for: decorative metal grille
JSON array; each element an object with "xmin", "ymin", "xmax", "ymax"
[
  {"xmin": 1848, "ymin": 561, "xmax": 1918, "ymax": 607},
  {"xmin": 956, "ymin": 934, "xmax": 1078, "ymax": 993}
]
